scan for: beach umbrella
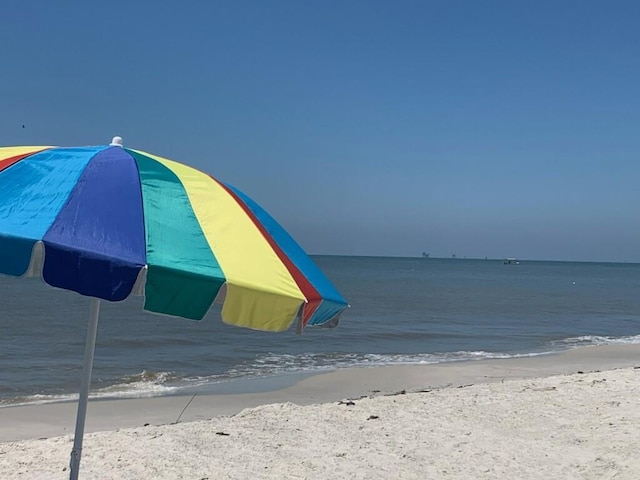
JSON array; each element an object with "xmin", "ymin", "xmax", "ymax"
[{"xmin": 0, "ymin": 137, "xmax": 348, "ymax": 480}]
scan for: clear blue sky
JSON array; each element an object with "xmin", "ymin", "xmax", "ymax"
[{"xmin": 2, "ymin": 1, "xmax": 639, "ymax": 262}]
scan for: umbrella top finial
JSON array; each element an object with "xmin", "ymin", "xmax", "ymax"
[{"xmin": 110, "ymin": 136, "xmax": 124, "ymax": 147}]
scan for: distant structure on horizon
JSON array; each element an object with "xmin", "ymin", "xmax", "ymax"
[{"xmin": 422, "ymin": 252, "xmax": 430, "ymax": 258}]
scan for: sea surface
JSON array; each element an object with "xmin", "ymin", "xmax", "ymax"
[{"xmin": 2, "ymin": 256, "xmax": 640, "ymax": 406}]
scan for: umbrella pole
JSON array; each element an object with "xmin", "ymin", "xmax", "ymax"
[{"xmin": 69, "ymin": 298, "xmax": 101, "ymax": 480}]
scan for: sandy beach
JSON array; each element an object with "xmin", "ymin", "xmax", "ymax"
[{"xmin": 1, "ymin": 344, "xmax": 639, "ymax": 479}]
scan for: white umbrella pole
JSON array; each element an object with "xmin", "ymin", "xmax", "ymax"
[{"xmin": 69, "ymin": 298, "xmax": 101, "ymax": 480}]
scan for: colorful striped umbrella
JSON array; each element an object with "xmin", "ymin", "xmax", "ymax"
[{"xmin": 0, "ymin": 137, "xmax": 348, "ymax": 479}]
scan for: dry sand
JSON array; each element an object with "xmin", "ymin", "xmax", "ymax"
[{"xmin": 1, "ymin": 345, "xmax": 639, "ymax": 479}]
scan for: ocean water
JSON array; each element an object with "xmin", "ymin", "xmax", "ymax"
[{"xmin": 1, "ymin": 256, "xmax": 640, "ymax": 405}]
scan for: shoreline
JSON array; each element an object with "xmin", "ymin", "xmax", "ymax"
[{"xmin": 1, "ymin": 343, "xmax": 639, "ymax": 443}]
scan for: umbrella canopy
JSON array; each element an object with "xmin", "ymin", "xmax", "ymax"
[
  {"xmin": 0, "ymin": 140, "xmax": 347, "ymax": 330},
  {"xmin": 0, "ymin": 138, "xmax": 348, "ymax": 479}
]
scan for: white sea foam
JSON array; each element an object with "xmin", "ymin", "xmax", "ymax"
[
  {"xmin": 4, "ymin": 333, "xmax": 640, "ymax": 407},
  {"xmin": 0, "ymin": 370, "xmax": 191, "ymax": 407},
  {"xmin": 552, "ymin": 334, "xmax": 640, "ymax": 347}
]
